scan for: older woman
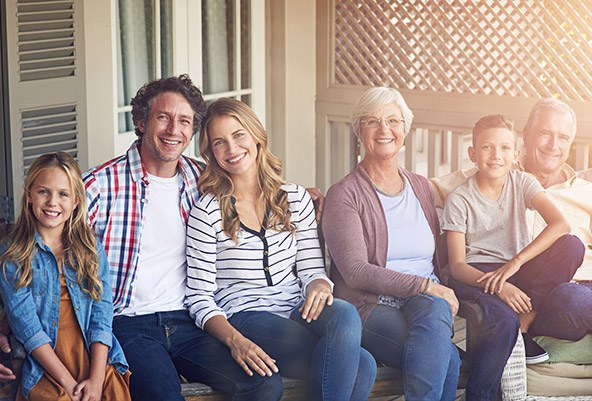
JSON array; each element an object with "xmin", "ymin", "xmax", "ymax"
[
  {"xmin": 185, "ymin": 98, "xmax": 376, "ymax": 401},
  {"xmin": 322, "ymin": 87, "xmax": 461, "ymax": 401}
]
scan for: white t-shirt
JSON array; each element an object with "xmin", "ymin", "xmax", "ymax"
[{"xmin": 119, "ymin": 173, "xmax": 187, "ymax": 316}]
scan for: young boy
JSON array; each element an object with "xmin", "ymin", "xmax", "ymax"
[{"xmin": 442, "ymin": 114, "xmax": 584, "ymax": 401}]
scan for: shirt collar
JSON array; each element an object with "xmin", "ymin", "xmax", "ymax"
[
  {"xmin": 127, "ymin": 139, "xmax": 193, "ymax": 188},
  {"xmin": 515, "ymin": 158, "xmax": 577, "ymax": 189},
  {"xmin": 34, "ymin": 232, "xmax": 51, "ymax": 251}
]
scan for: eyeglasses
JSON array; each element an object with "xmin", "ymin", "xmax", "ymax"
[{"xmin": 359, "ymin": 115, "xmax": 405, "ymax": 129}]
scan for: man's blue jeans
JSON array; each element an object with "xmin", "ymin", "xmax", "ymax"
[
  {"xmin": 530, "ymin": 281, "xmax": 592, "ymax": 340},
  {"xmin": 361, "ymin": 295, "xmax": 461, "ymax": 401},
  {"xmin": 228, "ymin": 299, "xmax": 377, "ymax": 401},
  {"xmin": 113, "ymin": 310, "xmax": 282, "ymax": 401},
  {"xmin": 451, "ymin": 234, "xmax": 585, "ymax": 401}
]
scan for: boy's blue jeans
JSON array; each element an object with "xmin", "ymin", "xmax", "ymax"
[
  {"xmin": 113, "ymin": 309, "xmax": 282, "ymax": 401},
  {"xmin": 227, "ymin": 299, "xmax": 377, "ymax": 401},
  {"xmin": 361, "ymin": 295, "xmax": 461, "ymax": 401},
  {"xmin": 450, "ymin": 234, "xmax": 585, "ymax": 401}
]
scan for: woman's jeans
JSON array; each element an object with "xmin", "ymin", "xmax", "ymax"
[
  {"xmin": 361, "ymin": 295, "xmax": 461, "ymax": 401},
  {"xmin": 450, "ymin": 234, "xmax": 585, "ymax": 401},
  {"xmin": 228, "ymin": 299, "xmax": 377, "ymax": 401},
  {"xmin": 113, "ymin": 309, "xmax": 282, "ymax": 401}
]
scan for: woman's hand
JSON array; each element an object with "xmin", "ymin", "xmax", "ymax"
[
  {"xmin": 74, "ymin": 377, "xmax": 103, "ymax": 401},
  {"xmin": 228, "ymin": 335, "xmax": 278, "ymax": 377},
  {"xmin": 426, "ymin": 281, "xmax": 459, "ymax": 317},
  {"xmin": 476, "ymin": 260, "xmax": 521, "ymax": 294},
  {"xmin": 204, "ymin": 316, "xmax": 278, "ymax": 377},
  {"xmin": 300, "ymin": 279, "xmax": 333, "ymax": 323},
  {"xmin": 497, "ymin": 282, "xmax": 532, "ymax": 314}
]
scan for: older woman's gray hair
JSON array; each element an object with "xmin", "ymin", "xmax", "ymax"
[
  {"xmin": 523, "ymin": 97, "xmax": 577, "ymax": 137},
  {"xmin": 350, "ymin": 87, "xmax": 414, "ymax": 137}
]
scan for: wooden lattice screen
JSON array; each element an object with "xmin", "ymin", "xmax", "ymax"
[{"xmin": 333, "ymin": 0, "xmax": 592, "ymax": 101}]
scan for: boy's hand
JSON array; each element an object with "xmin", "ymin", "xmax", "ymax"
[
  {"xmin": 476, "ymin": 260, "xmax": 521, "ymax": 294},
  {"xmin": 497, "ymin": 283, "xmax": 532, "ymax": 314}
]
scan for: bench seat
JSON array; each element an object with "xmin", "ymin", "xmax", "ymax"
[{"xmin": 180, "ymin": 365, "xmax": 470, "ymax": 401}]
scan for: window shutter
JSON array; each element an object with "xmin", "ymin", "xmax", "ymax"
[{"xmin": 5, "ymin": 0, "xmax": 86, "ymax": 205}]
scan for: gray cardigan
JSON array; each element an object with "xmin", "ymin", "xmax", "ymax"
[{"xmin": 321, "ymin": 163, "xmax": 447, "ymax": 323}]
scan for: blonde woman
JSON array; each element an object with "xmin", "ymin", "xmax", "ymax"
[{"xmin": 185, "ymin": 98, "xmax": 376, "ymax": 401}]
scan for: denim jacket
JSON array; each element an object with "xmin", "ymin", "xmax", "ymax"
[{"xmin": 0, "ymin": 233, "xmax": 128, "ymax": 397}]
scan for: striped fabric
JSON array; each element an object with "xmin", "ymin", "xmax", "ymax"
[
  {"xmin": 185, "ymin": 183, "xmax": 330, "ymax": 329},
  {"xmin": 83, "ymin": 141, "xmax": 203, "ymax": 314}
]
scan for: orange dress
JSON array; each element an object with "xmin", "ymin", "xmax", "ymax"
[{"xmin": 17, "ymin": 274, "xmax": 131, "ymax": 401}]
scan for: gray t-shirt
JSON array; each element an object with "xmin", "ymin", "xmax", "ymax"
[{"xmin": 442, "ymin": 169, "xmax": 544, "ymax": 264}]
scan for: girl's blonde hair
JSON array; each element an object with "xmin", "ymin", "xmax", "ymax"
[
  {"xmin": 198, "ymin": 98, "xmax": 295, "ymax": 241},
  {"xmin": 0, "ymin": 152, "xmax": 102, "ymax": 301}
]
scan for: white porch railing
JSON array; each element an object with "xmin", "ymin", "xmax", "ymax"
[{"xmin": 315, "ymin": 92, "xmax": 592, "ymax": 193}]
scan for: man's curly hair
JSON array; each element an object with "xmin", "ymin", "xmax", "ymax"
[{"xmin": 130, "ymin": 74, "xmax": 207, "ymax": 138}]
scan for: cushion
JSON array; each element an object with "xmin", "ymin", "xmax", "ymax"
[
  {"xmin": 527, "ymin": 363, "xmax": 592, "ymax": 396},
  {"xmin": 534, "ymin": 335, "xmax": 592, "ymax": 364}
]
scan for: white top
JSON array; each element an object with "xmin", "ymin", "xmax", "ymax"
[
  {"xmin": 185, "ymin": 183, "xmax": 331, "ymax": 328},
  {"xmin": 377, "ymin": 176, "xmax": 435, "ymax": 278},
  {"xmin": 119, "ymin": 173, "xmax": 187, "ymax": 316},
  {"xmin": 441, "ymin": 170, "xmax": 544, "ymax": 264}
]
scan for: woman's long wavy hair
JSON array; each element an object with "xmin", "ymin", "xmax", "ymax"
[
  {"xmin": 198, "ymin": 98, "xmax": 295, "ymax": 242},
  {"xmin": 0, "ymin": 152, "xmax": 103, "ymax": 301}
]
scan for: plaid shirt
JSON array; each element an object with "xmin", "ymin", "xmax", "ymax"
[{"xmin": 83, "ymin": 141, "xmax": 202, "ymax": 314}]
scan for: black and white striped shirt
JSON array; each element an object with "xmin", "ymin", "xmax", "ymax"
[{"xmin": 185, "ymin": 183, "xmax": 330, "ymax": 329}]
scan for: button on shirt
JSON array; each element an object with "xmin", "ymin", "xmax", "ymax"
[{"xmin": 185, "ymin": 184, "xmax": 332, "ymax": 329}]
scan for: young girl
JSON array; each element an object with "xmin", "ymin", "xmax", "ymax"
[
  {"xmin": 0, "ymin": 152, "xmax": 130, "ymax": 401},
  {"xmin": 185, "ymin": 98, "xmax": 376, "ymax": 401}
]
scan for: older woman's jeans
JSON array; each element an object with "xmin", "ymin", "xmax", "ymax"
[
  {"xmin": 228, "ymin": 299, "xmax": 377, "ymax": 401},
  {"xmin": 113, "ymin": 310, "xmax": 282, "ymax": 401},
  {"xmin": 450, "ymin": 234, "xmax": 584, "ymax": 401},
  {"xmin": 361, "ymin": 296, "xmax": 461, "ymax": 401}
]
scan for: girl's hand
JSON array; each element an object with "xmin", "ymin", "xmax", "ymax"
[
  {"xmin": 497, "ymin": 282, "xmax": 532, "ymax": 314},
  {"xmin": 300, "ymin": 279, "xmax": 333, "ymax": 323},
  {"xmin": 476, "ymin": 260, "xmax": 521, "ymax": 294},
  {"xmin": 74, "ymin": 376, "xmax": 103, "ymax": 401},
  {"xmin": 426, "ymin": 281, "xmax": 459, "ymax": 317},
  {"xmin": 228, "ymin": 336, "xmax": 278, "ymax": 377},
  {"xmin": 64, "ymin": 379, "xmax": 81, "ymax": 401}
]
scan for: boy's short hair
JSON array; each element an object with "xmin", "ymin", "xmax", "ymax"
[{"xmin": 472, "ymin": 114, "xmax": 517, "ymax": 145}]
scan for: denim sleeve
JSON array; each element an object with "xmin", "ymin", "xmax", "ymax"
[
  {"xmin": 86, "ymin": 243, "xmax": 114, "ymax": 348},
  {"xmin": 0, "ymin": 257, "xmax": 51, "ymax": 353}
]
